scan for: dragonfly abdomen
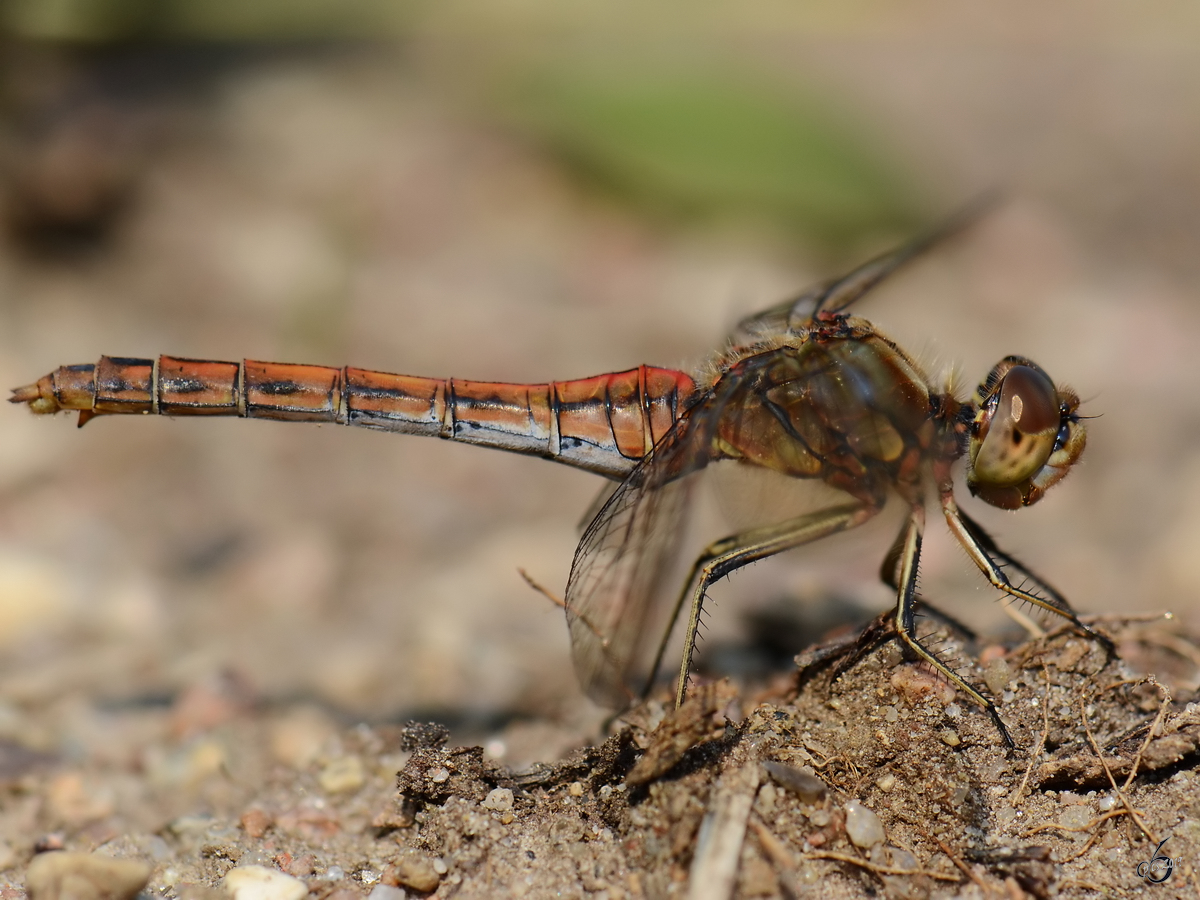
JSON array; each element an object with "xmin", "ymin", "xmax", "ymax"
[{"xmin": 11, "ymin": 356, "xmax": 695, "ymax": 479}]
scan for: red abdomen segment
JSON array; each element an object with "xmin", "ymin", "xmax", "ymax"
[{"xmin": 11, "ymin": 356, "xmax": 695, "ymax": 478}]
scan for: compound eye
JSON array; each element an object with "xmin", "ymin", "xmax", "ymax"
[{"xmin": 972, "ymin": 365, "xmax": 1060, "ymax": 486}]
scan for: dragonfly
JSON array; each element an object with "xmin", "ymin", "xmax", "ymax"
[{"xmin": 9, "ymin": 216, "xmax": 1111, "ymax": 747}]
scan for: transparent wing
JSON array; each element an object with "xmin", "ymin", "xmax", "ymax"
[
  {"xmin": 733, "ymin": 196, "xmax": 995, "ymax": 342},
  {"xmin": 564, "ymin": 393, "xmax": 720, "ymax": 708}
]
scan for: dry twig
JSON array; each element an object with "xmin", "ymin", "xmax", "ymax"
[
  {"xmin": 1079, "ymin": 694, "xmax": 1156, "ymax": 845},
  {"xmin": 801, "ymin": 851, "xmax": 960, "ymax": 883}
]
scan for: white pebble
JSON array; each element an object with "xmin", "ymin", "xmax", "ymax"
[
  {"xmin": 367, "ymin": 885, "xmax": 406, "ymax": 900},
  {"xmin": 844, "ymin": 801, "xmax": 886, "ymax": 849},
  {"xmin": 1059, "ymin": 807, "xmax": 1092, "ymax": 830},
  {"xmin": 1098, "ymin": 796, "xmax": 1117, "ymax": 812},
  {"xmin": 481, "ymin": 788, "xmax": 514, "ymax": 812},
  {"xmin": 222, "ymin": 866, "xmax": 308, "ymax": 900},
  {"xmin": 319, "ymin": 756, "xmax": 365, "ymax": 793}
]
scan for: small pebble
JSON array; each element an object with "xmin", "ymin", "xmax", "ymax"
[
  {"xmin": 358, "ymin": 869, "xmax": 382, "ymax": 885},
  {"xmin": 432, "ymin": 858, "xmax": 448, "ymax": 875},
  {"xmin": 979, "ymin": 645, "xmax": 1008, "ymax": 665},
  {"xmin": 1060, "ymin": 806, "xmax": 1093, "ymax": 830},
  {"xmin": 755, "ymin": 782, "xmax": 777, "ymax": 816},
  {"xmin": 844, "ymin": 801, "xmax": 886, "ymax": 849},
  {"xmin": 319, "ymin": 756, "xmax": 365, "ymax": 794},
  {"xmin": 387, "ymin": 849, "xmax": 441, "ymax": 893},
  {"xmin": 428, "ymin": 767, "xmax": 450, "ymax": 784},
  {"xmin": 367, "ymin": 886, "xmax": 407, "ymax": 900},
  {"xmin": 240, "ymin": 808, "xmax": 272, "ymax": 839},
  {"xmin": 762, "ymin": 761, "xmax": 827, "ymax": 803},
  {"xmin": 26, "ymin": 852, "xmax": 151, "ymax": 900},
  {"xmin": 481, "ymin": 788, "xmax": 514, "ymax": 812},
  {"xmin": 940, "ymin": 729, "xmax": 961, "ymax": 747},
  {"xmin": 568, "ymin": 782, "xmax": 584, "ymax": 797},
  {"xmin": 983, "ymin": 659, "xmax": 1013, "ymax": 697},
  {"xmin": 285, "ymin": 856, "xmax": 315, "ymax": 878},
  {"xmin": 222, "ymin": 867, "xmax": 308, "ymax": 900},
  {"xmin": 1097, "ymin": 795, "xmax": 1117, "ymax": 812},
  {"xmin": 874, "ymin": 773, "xmax": 896, "ymax": 793},
  {"xmin": 323, "ymin": 866, "xmax": 346, "ymax": 881}
]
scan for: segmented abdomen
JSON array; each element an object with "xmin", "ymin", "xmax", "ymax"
[{"xmin": 12, "ymin": 356, "xmax": 695, "ymax": 478}]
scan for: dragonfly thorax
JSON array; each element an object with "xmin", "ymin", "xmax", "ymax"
[{"xmin": 704, "ymin": 320, "xmax": 944, "ymax": 505}]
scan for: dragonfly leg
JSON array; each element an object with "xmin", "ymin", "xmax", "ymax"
[
  {"xmin": 892, "ymin": 505, "xmax": 1015, "ymax": 749},
  {"xmin": 826, "ymin": 599, "xmax": 977, "ymax": 692},
  {"xmin": 879, "ymin": 515, "xmax": 978, "ymax": 642},
  {"xmin": 942, "ymin": 495, "xmax": 1115, "ymax": 659},
  {"xmin": 663, "ymin": 502, "xmax": 879, "ymax": 709}
]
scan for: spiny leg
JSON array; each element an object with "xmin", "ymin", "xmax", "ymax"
[
  {"xmin": 662, "ymin": 502, "xmax": 879, "ymax": 709},
  {"xmin": 823, "ymin": 515, "xmax": 973, "ymax": 688},
  {"xmin": 831, "ymin": 514, "xmax": 984, "ymax": 697},
  {"xmin": 943, "ymin": 495, "xmax": 1115, "ymax": 659},
  {"xmin": 879, "ymin": 515, "xmax": 978, "ymax": 642},
  {"xmin": 893, "ymin": 505, "xmax": 1015, "ymax": 749}
]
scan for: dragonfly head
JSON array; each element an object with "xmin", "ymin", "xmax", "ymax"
[{"xmin": 966, "ymin": 356, "xmax": 1086, "ymax": 510}]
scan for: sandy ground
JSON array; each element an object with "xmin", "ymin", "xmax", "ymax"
[{"xmin": 1, "ymin": 4, "xmax": 1200, "ymax": 897}]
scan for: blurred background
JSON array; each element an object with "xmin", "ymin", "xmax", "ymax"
[{"xmin": 1, "ymin": 0, "xmax": 1199, "ymax": 774}]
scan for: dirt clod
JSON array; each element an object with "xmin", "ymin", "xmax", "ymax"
[
  {"xmin": 395, "ymin": 746, "xmax": 504, "ymax": 807},
  {"xmin": 625, "ymin": 679, "xmax": 738, "ymax": 786}
]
